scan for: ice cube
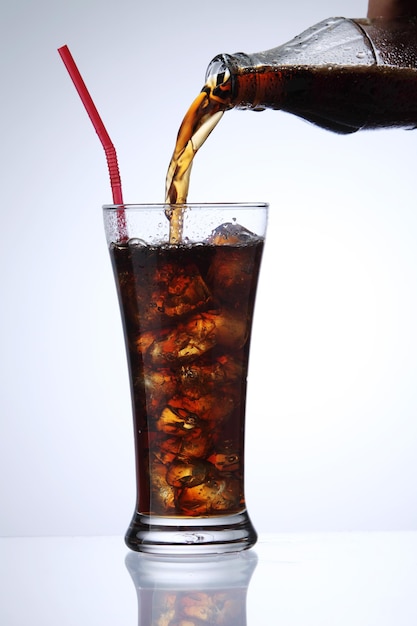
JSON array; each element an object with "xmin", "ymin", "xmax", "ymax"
[
  {"xmin": 138, "ymin": 310, "xmax": 247, "ymax": 364},
  {"xmin": 207, "ymin": 245, "xmax": 260, "ymax": 306},
  {"xmin": 180, "ymin": 431, "xmax": 212, "ymax": 459},
  {"xmin": 211, "ymin": 309, "xmax": 248, "ymax": 350},
  {"xmin": 152, "ymin": 435, "xmax": 182, "ymax": 465},
  {"xmin": 208, "ymin": 440, "xmax": 240, "ymax": 472},
  {"xmin": 156, "ymin": 262, "xmax": 211, "ymax": 318},
  {"xmin": 180, "ymin": 355, "xmax": 243, "ymax": 396},
  {"xmin": 168, "ymin": 391, "xmax": 236, "ymax": 423},
  {"xmin": 166, "ymin": 458, "xmax": 210, "ymax": 488},
  {"xmin": 149, "ymin": 460, "xmax": 176, "ymax": 513},
  {"xmin": 207, "ymin": 222, "xmax": 259, "ymax": 245},
  {"xmin": 137, "ymin": 313, "xmax": 215, "ymax": 363},
  {"xmin": 178, "ymin": 474, "xmax": 241, "ymax": 515},
  {"xmin": 123, "ymin": 260, "xmax": 211, "ymax": 331},
  {"xmin": 143, "ymin": 368, "xmax": 177, "ymax": 412},
  {"xmin": 156, "ymin": 405, "xmax": 202, "ymax": 436}
]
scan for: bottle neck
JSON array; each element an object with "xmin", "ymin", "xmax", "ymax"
[
  {"xmin": 232, "ymin": 61, "xmax": 285, "ymax": 111},
  {"xmin": 211, "ymin": 53, "xmax": 281, "ymax": 111}
]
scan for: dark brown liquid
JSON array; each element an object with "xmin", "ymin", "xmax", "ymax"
[
  {"xmin": 233, "ymin": 64, "xmax": 417, "ymax": 134},
  {"xmin": 110, "ymin": 238, "xmax": 264, "ymax": 517}
]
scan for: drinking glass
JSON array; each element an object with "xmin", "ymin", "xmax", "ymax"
[{"xmin": 103, "ymin": 203, "xmax": 268, "ymax": 554}]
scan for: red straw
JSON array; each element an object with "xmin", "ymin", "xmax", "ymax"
[{"xmin": 58, "ymin": 45, "xmax": 127, "ymax": 238}]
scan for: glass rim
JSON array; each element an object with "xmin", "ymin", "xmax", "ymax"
[{"xmin": 103, "ymin": 202, "xmax": 269, "ymax": 211}]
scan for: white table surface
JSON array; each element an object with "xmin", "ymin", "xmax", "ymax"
[{"xmin": 1, "ymin": 533, "xmax": 416, "ymax": 625}]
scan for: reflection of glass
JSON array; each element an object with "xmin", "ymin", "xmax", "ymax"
[
  {"xmin": 104, "ymin": 203, "xmax": 268, "ymax": 554},
  {"xmin": 125, "ymin": 550, "xmax": 258, "ymax": 626}
]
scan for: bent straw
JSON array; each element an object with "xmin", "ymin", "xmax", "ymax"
[{"xmin": 58, "ymin": 45, "xmax": 127, "ymax": 239}]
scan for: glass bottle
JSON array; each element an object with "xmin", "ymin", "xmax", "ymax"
[{"xmin": 204, "ymin": 17, "xmax": 417, "ymax": 134}]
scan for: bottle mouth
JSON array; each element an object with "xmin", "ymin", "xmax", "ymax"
[
  {"xmin": 205, "ymin": 56, "xmax": 231, "ymax": 87},
  {"xmin": 204, "ymin": 54, "xmax": 236, "ymax": 102}
]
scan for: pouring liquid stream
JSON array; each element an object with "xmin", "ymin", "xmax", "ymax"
[{"xmin": 164, "ymin": 71, "xmax": 232, "ymax": 243}]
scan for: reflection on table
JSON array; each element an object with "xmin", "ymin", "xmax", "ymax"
[
  {"xmin": 125, "ymin": 550, "xmax": 258, "ymax": 626},
  {"xmin": 1, "ymin": 534, "xmax": 417, "ymax": 625}
]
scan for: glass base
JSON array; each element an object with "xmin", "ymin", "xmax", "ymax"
[{"xmin": 125, "ymin": 510, "xmax": 257, "ymax": 555}]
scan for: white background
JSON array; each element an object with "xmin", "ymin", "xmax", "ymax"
[{"xmin": 1, "ymin": 0, "xmax": 416, "ymax": 537}]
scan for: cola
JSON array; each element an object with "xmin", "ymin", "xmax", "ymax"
[
  {"xmin": 226, "ymin": 64, "xmax": 417, "ymax": 134},
  {"xmin": 110, "ymin": 235, "xmax": 264, "ymax": 528}
]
